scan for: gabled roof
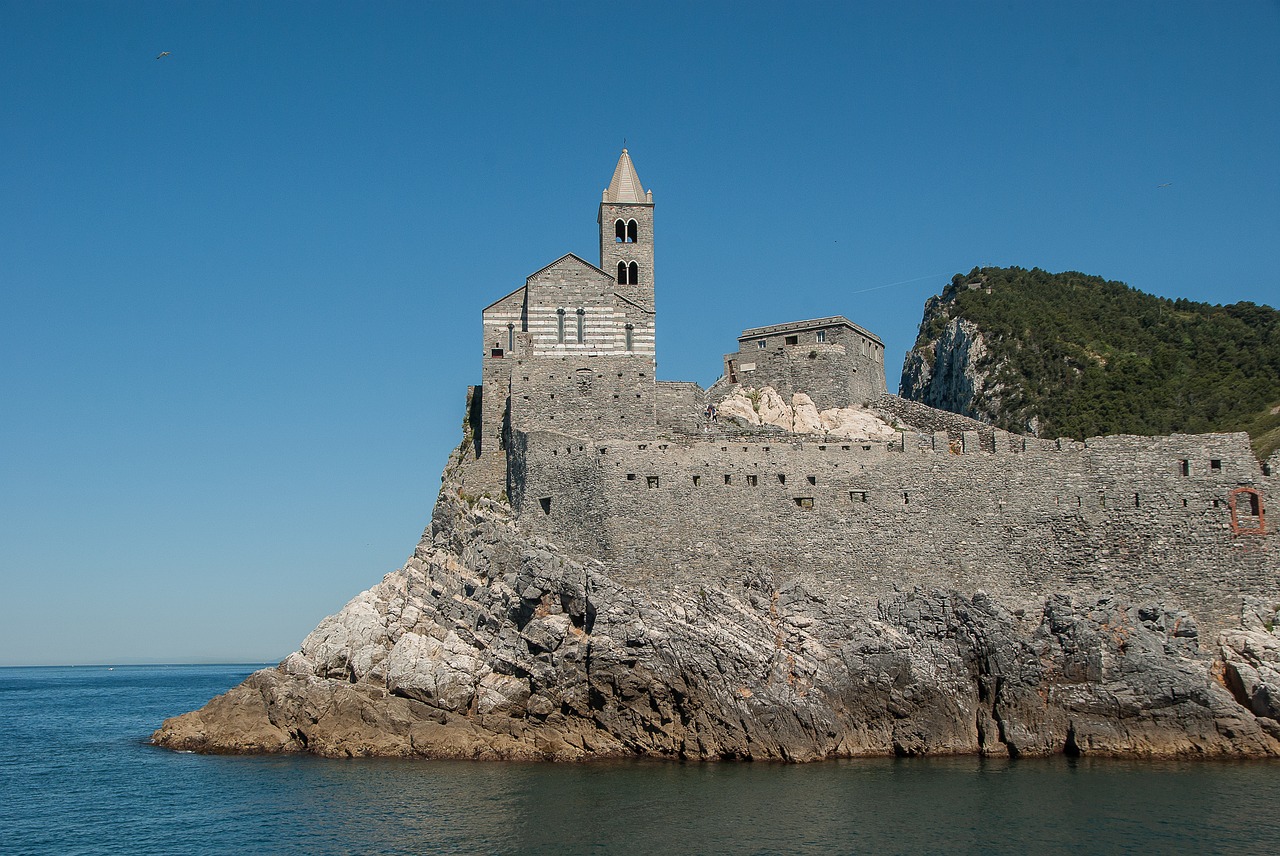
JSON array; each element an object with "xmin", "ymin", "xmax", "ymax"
[
  {"xmin": 603, "ymin": 149, "xmax": 649, "ymax": 204},
  {"xmin": 613, "ymin": 291, "xmax": 655, "ymax": 315},
  {"xmin": 525, "ymin": 252, "xmax": 612, "ymax": 281},
  {"xmin": 481, "ymin": 284, "xmax": 526, "ymax": 314},
  {"xmin": 482, "ymin": 254, "xmax": 615, "ymax": 314}
]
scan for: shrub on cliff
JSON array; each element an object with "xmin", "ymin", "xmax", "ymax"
[{"xmin": 904, "ymin": 266, "xmax": 1280, "ymax": 445}]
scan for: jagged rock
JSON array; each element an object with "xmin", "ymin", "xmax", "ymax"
[
  {"xmin": 1220, "ymin": 629, "xmax": 1280, "ymax": 719},
  {"xmin": 755, "ymin": 387, "xmax": 791, "ymax": 428},
  {"xmin": 152, "ymin": 460, "xmax": 1280, "ymax": 761},
  {"xmin": 791, "ymin": 393, "xmax": 824, "ymax": 433},
  {"xmin": 715, "ymin": 386, "xmax": 898, "ymax": 440},
  {"xmin": 715, "ymin": 394, "xmax": 759, "ymax": 426},
  {"xmin": 900, "ymin": 316, "xmax": 1005, "ymax": 425}
]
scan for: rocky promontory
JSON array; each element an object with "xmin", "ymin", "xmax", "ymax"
[{"xmin": 153, "ymin": 450, "xmax": 1280, "ymax": 761}]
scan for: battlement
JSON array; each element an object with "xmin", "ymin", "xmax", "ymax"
[
  {"xmin": 463, "ymin": 150, "xmax": 1277, "ymax": 632},
  {"xmin": 507, "ymin": 424, "xmax": 1274, "ymax": 629}
]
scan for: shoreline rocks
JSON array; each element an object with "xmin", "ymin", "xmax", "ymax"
[{"xmin": 152, "ymin": 479, "xmax": 1280, "ymax": 761}]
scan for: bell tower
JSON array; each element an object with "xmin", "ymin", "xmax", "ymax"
[{"xmin": 599, "ymin": 149, "xmax": 655, "ymax": 313}]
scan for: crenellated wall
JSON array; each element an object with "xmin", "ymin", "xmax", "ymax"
[{"xmin": 510, "ymin": 427, "xmax": 1278, "ymax": 630}]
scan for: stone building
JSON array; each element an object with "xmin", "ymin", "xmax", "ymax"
[
  {"xmin": 475, "ymin": 149, "xmax": 658, "ymax": 479},
  {"xmin": 463, "ymin": 149, "xmax": 1278, "ymax": 632},
  {"xmin": 723, "ymin": 316, "xmax": 886, "ymax": 409}
]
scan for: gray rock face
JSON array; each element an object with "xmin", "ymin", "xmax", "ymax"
[
  {"xmin": 152, "ymin": 468, "xmax": 1280, "ymax": 761},
  {"xmin": 900, "ymin": 309, "xmax": 1013, "ymax": 429}
]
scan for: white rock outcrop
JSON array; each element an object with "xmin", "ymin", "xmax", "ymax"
[{"xmin": 715, "ymin": 386, "xmax": 898, "ymax": 441}]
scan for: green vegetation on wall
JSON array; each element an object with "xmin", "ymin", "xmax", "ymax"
[{"xmin": 912, "ymin": 267, "xmax": 1280, "ymax": 453}]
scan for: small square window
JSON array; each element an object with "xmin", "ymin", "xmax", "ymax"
[
  {"xmin": 757, "ymin": 340, "xmax": 766, "ymax": 349},
  {"xmin": 647, "ymin": 476, "xmax": 659, "ymax": 488},
  {"xmin": 1210, "ymin": 459, "xmax": 1222, "ymax": 470},
  {"xmin": 816, "ymin": 330, "xmax": 826, "ymax": 343},
  {"xmin": 795, "ymin": 497, "xmax": 814, "ymax": 510},
  {"xmin": 747, "ymin": 475, "xmax": 758, "ymax": 486},
  {"xmin": 785, "ymin": 335, "xmax": 798, "ymax": 346}
]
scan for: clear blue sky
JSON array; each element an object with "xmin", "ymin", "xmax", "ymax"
[{"xmin": 2, "ymin": 2, "xmax": 1277, "ymax": 666}]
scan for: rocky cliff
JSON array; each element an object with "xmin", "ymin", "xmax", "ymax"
[
  {"xmin": 900, "ymin": 266, "xmax": 1280, "ymax": 444},
  {"xmin": 153, "ymin": 446, "xmax": 1280, "ymax": 761},
  {"xmin": 900, "ymin": 288, "xmax": 1023, "ymax": 432}
]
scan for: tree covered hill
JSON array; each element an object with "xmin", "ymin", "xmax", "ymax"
[{"xmin": 899, "ymin": 266, "xmax": 1280, "ymax": 457}]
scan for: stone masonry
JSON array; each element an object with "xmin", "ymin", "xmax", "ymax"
[{"xmin": 461, "ymin": 150, "xmax": 1279, "ymax": 632}]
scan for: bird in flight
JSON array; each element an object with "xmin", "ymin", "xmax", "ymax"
[
  {"xmin": 156, "ymin": 51, "xmax": 171, "ymax": 59},
  {"xmin": 1157, "ymin": 182, "xmax": 1173, "ymax": 188}
]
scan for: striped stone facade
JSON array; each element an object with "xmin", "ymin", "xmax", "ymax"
[{"xmin": 477, "ymin": 151, "xmax": 660, "ymax": 466}]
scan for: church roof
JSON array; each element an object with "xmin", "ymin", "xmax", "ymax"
[
  {"xmin": 603, "ymin": 149, "xmax": 650, "ymax": 204},
  {"xmin": 526, "ymin": 252, "xmax": 612, "ymax": 281}
]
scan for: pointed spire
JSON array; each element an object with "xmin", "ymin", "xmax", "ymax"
[{"xmin": 604, "ymin": 148, "xmax": 650, "ymax": 204}]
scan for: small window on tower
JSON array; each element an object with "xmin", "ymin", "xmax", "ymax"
[
  {"xmin": 757, "ymin": 340, "xmax": 767, "ymax": 349},
  {"xmin": 614, "ymin": 219, "xmax": 626, "ymax": 243},
  {"xmin": 816, "ymin": 330, "xmax": 826, "ymax": 343},
  {"xmin": 628, "ymin": 261, "xmax": 639, "ymax": 284},
  {"xmin": 626, "ymin": 219, "xmax": 638, "ymax": 243},
  {"xmin": 785, "ymin": 335, "xmax": 798, "ymax": 346},
  {"xmin": 617, "ymin": 261, "xmax": 628, "ymax": 284}
]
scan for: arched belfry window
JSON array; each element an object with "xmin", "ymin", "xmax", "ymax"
[
  {"xmin": 614, "ymin": 219, "xmax": 626, "ymax": 243},
  {"xmin": 617, "ymin": 261, "xmax": 628, "ymax": 284},
  {"xmin": 556, "ymin": 308, "xmax": 565, "ymax": 343},
  {"xmin": 626, "ymin": 219, "xmax": 638, "ymax": 243},
  {"xmin": 576, "ymin": 308, "xmax": 585, "ymax": 344},
  {"xmin": 628, "ymin": 261, "xmax": 639, "ymax": 284}
]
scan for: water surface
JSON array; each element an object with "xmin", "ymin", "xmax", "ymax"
[{"xmin": 2, "ymin": 664, "xmax": 1275, "ymax": 854}]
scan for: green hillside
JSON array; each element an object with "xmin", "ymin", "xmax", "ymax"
[{"xmin": 909, "ymin": 266, "xmax": 1280, "ymax": 455}]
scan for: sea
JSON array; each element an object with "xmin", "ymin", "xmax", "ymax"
[{"xmin": 2, "ymin": 664, "xmax": 1278, "ymax": 855}]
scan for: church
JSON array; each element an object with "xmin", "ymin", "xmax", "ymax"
[{"xmin": 471, "ymin": 149, "xmax": 888, "ymax": 490}]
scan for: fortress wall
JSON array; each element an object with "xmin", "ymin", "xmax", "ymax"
[
  {"xmin": 508, "ymin": 355, "xmax": 657, "ymax": 439},
  {"xmin": 512, "ymin": 430, "xmax": 1277, "ymax": 630},
  {"xmin": 871, "ymin": 395, "xmax": 1000, "ymax": 448},
  {"xmin": 508, "ymin": 430, "xmax": 611, "ymax": 558},
  {"xmin": 479, "ymin": 291, "xmax": 526, "ymax": 459},
  {"xmin": 655, "ymin": 381, "xmax": 707, "ymax": 433}
]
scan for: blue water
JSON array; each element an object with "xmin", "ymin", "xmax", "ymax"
[{"xmin": 2, "ymin": 665, "xmax": 1279, "ymax": 855}]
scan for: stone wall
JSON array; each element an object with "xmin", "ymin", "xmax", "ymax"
[
  {"xmin": 655, "ymin": 381, "xmax": 706, "ymax": 432},
  {"xmin": 870, "ymin": 394, "xmax": 1006, "ymax": 451},
  {"xmin": 510, "ymin": 427, "xmax": 1278, "ymax": 631},
  {"xmin": 727, "ymin": 321, "xmax": 887, "ymax": 408},
  {"xmin": 508, "ymin": 355, "xmax": 657, "ymax": 440}
]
